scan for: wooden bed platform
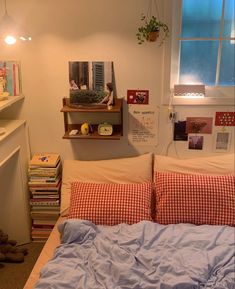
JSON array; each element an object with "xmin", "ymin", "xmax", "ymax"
[{"xmin": 23, "ymin": 217, "xmax": 65, "ymax": 289}]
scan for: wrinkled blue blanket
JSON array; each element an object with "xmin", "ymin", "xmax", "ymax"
[{"xmin": 35, "ymin": 220, "xmax": 235, "ymax": 289}]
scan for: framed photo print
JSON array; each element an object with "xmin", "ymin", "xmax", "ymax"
[
  {"xmin": 214, "ymin": 131, "xmax": 231, "ymax": 152},
  {"xmin": 68, "ymin": 61, "xmax": 116, "ymax": 107}
]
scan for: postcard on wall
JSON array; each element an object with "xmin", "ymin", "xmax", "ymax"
[
  {"xmin": 186, "ymin": 117, "xmax": 213, "ymax": 134},
  {"xmin": 188, "ymin": 135, "xmax": 204, "ymax": 150},
  {"xmin": 127, "ymin": 90, "xmax": 149, "ymax": 105},
  {"xmin": 174, "ymin": 121, "xmax": 188, "ymax": 141},
  {"xmin": 68, "ymin": 61, "xmax": 116, "ymax": 106},
  {"xmin": 215, "ymin": 112, "xmax": 235, "ymax": 126},
  {"xmin": 128, "ymin": 105, "xmax": 158, "ymax": 146},
  {"xmin": 0, "ymin": 61, "xmax": 21, "ymax": 97},
  {"xmin": 214, "ymin": 131, "xmax": 231, "ymax": 152}
]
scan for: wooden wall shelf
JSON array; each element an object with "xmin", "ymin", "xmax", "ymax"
[{"xmin": 61, "ymin": 98, "xmax": 123, "ymax": 140}]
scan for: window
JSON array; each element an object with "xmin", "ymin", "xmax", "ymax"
[
  {"xmin": 180, "ymin": 0, "xmax": 235, "ymax": 86},
  {"xmin": 164, "ymin": 0, "xmax": 235, "ymax": 105}
]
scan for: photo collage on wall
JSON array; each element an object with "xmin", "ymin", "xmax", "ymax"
[
  {"xmin": 186, "ymin": 117, "xmax": 213, "ymax": 150},
  {"xmin": 173, "ymin": 112, "xmax": 234, "ymax": 152}
]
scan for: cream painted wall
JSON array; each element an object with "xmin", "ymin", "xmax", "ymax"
[{"xmin": 0, "ymin": 0, "xmax": 234, "ymax": 161}]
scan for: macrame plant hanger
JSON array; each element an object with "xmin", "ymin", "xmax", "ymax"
[
  {"xmin": 146, "ymin": 0, "xmax": 161, "ymax": 42},
  {"xmin": 146, "ymin": 0, "xmax": 160, "ymax": 21}
]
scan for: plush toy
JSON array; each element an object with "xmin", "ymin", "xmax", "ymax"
[{"xmin": 0, "ymin": 229, "xmax": 28, "ymax": 266}]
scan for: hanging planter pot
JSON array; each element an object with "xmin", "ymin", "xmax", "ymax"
[
  {"xmin": 136, "ymin": 0, "xmax": 169, "ymax": 46},
  {"xmin": 147, "ymin": 29, "xmax": 160, "ymax": 42}
]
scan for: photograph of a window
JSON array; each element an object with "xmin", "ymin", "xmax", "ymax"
[{"xmin": 179, "ymin": 0, "xmax": 235, "ymax": 87}]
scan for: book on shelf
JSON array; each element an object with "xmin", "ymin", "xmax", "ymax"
[
  {"xmin": 33, "ymin": 219, "xmax": 57, "ymax": 225},
  {"xmin": 29, "ymin": 181, "xmax": 61, "ymax": 191},
  {"xmin": 30, "ymin": 187, "xmax": 60, "ymax": 193},
  {"xmin": 32, "ymin": 229, "xmax": 51, "ymax": 232},
  {"xmin": 31, "ymin": 211, "xmax": 60, "ymax": 219},
  {"xmin": 32, "ymin": 224, "xmax": 55, "ymax": 229},
  {"xmin": 29, "ymin": 186, "xmax": 60, "ymax": 192},
  {"xmin": 28, "ymin": 161, "xmax": 62, "ymax": 173},
  {"xmin": 29, "ymin": 174, "xmax": 60, "ymax": 181},
  {"xmin": 29, "ymin": 153, "xmax": 60, "ymax": 168},
  {"xmin": 32, "ymin": 232, "xmax": 51, "ymax": 238},
  {"xmin": 32, "ymin": 228, "xmax": 52, "ymax": 233},
  {"xmin": 31, "ymin": 207, "xmax": 60, "ymax": 212},
  {"xmin": 0, "ymin": 61, "xmax": 21, "ymax": 96},
  {"xmin": 32, "ymin": 237, "xmax": 49, "ymax": 242},
  {"xmin": 32, "ymin": 194, "xmax": 60, "ymax": 198},
  {"xmin": 29, "ymin": 172, "xmax": 61, "ymax": 178},
  {"xmin": 28, "ymin": 163, "xmax": 62, "ymax": 177},
  {"xmin": 31, "ymin": 204, "xmax": 60, "ymax": 209},
  {"xmin": 30, "ymin": 199, "xmax": 60, "ymax": 205},
  {"xmin": 28, "ymin": 177, "xmax": 61, "ymax": 186}
]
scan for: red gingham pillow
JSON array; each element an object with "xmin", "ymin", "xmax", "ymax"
[
  {"xmin": 68, "ymin": 182, "xmax": 153, "ymax": 225},
  {"xmin": 154, "ymin": 172, "xmax": 235, "ymax": 226}
]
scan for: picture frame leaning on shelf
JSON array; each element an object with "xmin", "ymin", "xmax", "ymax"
[{"xmin": 0, "ymin": 61, "xmax": 22, "ymax": 99}]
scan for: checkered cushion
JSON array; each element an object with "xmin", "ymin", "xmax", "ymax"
[
  {"xmin": 68, "ymin": 182, "xmax": 153, "ymax": 225},
  {"xmin": 154, "ymin": 172, "xmax": 235, "ymax": 226}
]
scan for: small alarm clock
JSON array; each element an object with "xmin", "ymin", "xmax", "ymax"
[{"xmin": 98, "ymin": 123, "xmax": 113, "ymax": 136}]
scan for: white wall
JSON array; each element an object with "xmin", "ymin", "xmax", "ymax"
[{"xmin": 0, "ymin": 0, "xmax": 234, "ymax": 160}]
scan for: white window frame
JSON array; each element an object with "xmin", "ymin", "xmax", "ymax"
[{"xmin": 162, "ymin": 0, "xmax": 235, "ymax": 106}]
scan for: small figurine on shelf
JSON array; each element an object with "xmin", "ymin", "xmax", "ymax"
[
  {"xmin": 70, "ymin": 79, "xmax": 79, "ymax": 90},
  {"xmin": 80, "ymin": 122, "xmax": 93, "ymax": 135},
  {"xmin": 99, "ymin": 82, "xmax": 114, "ymax": 109}
]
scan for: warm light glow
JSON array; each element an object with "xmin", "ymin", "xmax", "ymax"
[
  {"xmin": 174, "ymin": 84, "xmax": 205, "ymax": 99},
  {"xmin": 176, "ymin": 94, "xmax": 205, "ymax": 99},
  {"xmin": 0, "ymin": 6, "xmax": 32, "ymax": 45},
  {"xmin": 180, "ymin": 74, "xmax": 202, "ymax": 84},
  {"xmin": 231, "ymin": 21, "xmax": 235, "ymax": 44},
  {"xmin": 4, "ymin": 35, "xmax": 16, "ymax": 45}
]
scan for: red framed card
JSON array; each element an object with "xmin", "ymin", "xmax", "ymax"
[{"xmin": 127, "ymin": 90, "xmax": 149, "ymax": 105}]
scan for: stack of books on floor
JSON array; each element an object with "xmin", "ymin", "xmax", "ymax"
[{"xmin": 28, "ymin": 153, "xmax": 62, "ymax": 242}]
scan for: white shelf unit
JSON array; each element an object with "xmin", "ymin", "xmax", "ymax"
[
  {"xmin": 0, "ymin": 95, "xmax": 24, "ymax": 112},
  {"xmin": 0, "ymin": 119, "xmax": 26, "ymax": 142},
  {"xmin": 0, "ymin": 96, "xmax": 31, "ymax": 245}
]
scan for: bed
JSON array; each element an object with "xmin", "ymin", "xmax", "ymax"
[{"xmin": 23, "ymin": 153, "xmax": 235, "ymax": 289}]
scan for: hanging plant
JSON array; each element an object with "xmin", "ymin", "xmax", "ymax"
[{"xmin": 136, "ymin": 0, "xmax": 169, "ymax": 45}]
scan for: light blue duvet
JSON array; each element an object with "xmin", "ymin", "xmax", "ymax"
[{"xmin": 35, "ymin": 220, "xmax": 235, "ymax": 289}]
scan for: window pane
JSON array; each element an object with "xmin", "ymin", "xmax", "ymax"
[
  {"xmin": 219, "ymin": 40, "xmax": 235, "ymax": 85},
  {"xmin": 223, "ymin": 0, "xmax": 235, "ymax": 37},
  {"xmin": 181, "ymin": 0, "xmax": 223, "ymax": 38},
  {"xmin": 179, "ymin": 41, "xmax": 219, "ymax": 85}
]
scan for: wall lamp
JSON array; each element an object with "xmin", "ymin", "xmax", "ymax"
[
  {"xmin": 174, "ymin": 84, "xmax": 205, "ymax": 99},
  {"xmin": 0, "ymin": 0, "xmax": 31, "ymax": 45}
]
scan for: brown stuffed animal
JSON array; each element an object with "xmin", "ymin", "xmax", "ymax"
[{"xmin": 0, "ymin": 229, "xmax": 28, "ymax": 265}]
